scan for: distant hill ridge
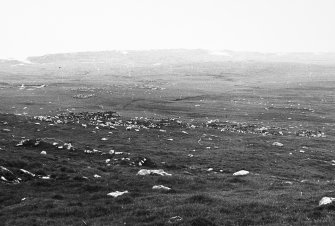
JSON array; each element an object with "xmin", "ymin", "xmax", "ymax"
[
  {"xmin": 27, "ymin": 49, "xmax": 335, "ymax": 65},
  {"xmin": 2, "ymin": 49, "xmax": 335, "ymax": 65}
]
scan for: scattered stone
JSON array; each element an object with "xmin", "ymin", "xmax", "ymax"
[
  {"xmin": 137, "ymin": 169, "xmax": 172, "ymax": 176},
  {"xmin": 64, "ymin": 143, "xmax": 74, "ymax": 150},
  {"xmin": 272, "ymin": 142, "xmax": 283, "ymax": 147},
  {"xmin": 296, "ymin": 130, "xmax": 326, "ymax": 138},
  {"xmin": 233, "ymin": 170, "xmax": 249, "ymax": 176},
  {"xmin": 207, "ymin": 168, "xmax": 213, "ymax": 172},
  {"xmin": 20, "ymin": 169, "xmax": 35, "ymax": 177},
  {"xmin": 168, "ymin": 216, "xmax": 183, "ymax": 224},
  {"xmin": 84, "ymin": 150, "xmax": 93, "ymax": 153},
  {"xmin": 40, "ymin": 151, "xmax": 47, "ymax": 155},
  {"xmin": 16, "ymin": 139, "xmax": 31, "ymax": 146},
  {"xmin": 73, "ymin": 94, "xmax": 95, "ymax": 99},
  {"xmin": 94, "ymin": 174, "xmax": 101, "ymax": 178},
  {"xmin": 1, "ymin": 166, "xmax": 20, "ymax": 183},
  {"xmin": 133, "ymin": 156, "xmax": 157, "ymax": 168},
  {"xmin": 152, "ymin": 185, "xmax": 171, "ymax": 191},
  {"xmin": 84, "ymin": 149, "xmax": 101, "ymax": 154},
  {"xmin": 107, "ymin": 191, "xmax": 129, "ymax": 197}
]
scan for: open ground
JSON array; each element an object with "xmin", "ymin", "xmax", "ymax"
[{"xmin": 1, "ymin": 50, "xmax": 335, "ymax": 225}]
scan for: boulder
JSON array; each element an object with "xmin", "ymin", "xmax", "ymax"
[
  {"xmin": 233, "ymin": 170, "xmax": 249, "ymax": 176},
  {"xmin": 319, "ymin": 197, "xmax": 335, "ymax": 206},
  {"xmin": 272, "ymin": 142, "xmax": 283, "ymax": 147},
  {"xmin": 107, "ymin": 190, "xmax": 128, "ymax": 197},
  {"xmin": 152, "ymin": 185, "xmax": 171, "ymax": 190},
  {"xmin": 137, "ymin": 169, "xmax": 172, "ymax": 176}
]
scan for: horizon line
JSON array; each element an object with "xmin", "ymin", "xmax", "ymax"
[{"xmin": 2, "ymin": 48, "xmax": 335, "ymax": 62}]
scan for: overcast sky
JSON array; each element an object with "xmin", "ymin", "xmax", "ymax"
[{"xmin": 0, "ymin": 0, "xmax": 334, "ymax": 59}]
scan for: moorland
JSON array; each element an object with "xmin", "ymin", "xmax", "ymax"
[{"xmin": 1, "ymin": 50, "xmax": 335, "ymax": 225}]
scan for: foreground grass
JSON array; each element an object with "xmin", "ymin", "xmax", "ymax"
[{"xmin": 1, "ymin": 111, "xmax": 335, "ymax": 226}]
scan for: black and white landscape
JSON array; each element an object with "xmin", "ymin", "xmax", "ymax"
[
  {"xmin": 1, "ymin": 0, "xmax": 335, "ymax": 225},
  {"xmin": 1, "ymin": 50, "xmax": 335, "ymax": 225}
]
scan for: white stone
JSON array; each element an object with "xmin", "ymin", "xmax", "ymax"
[
  {"xmin": 233, "ymin": 170, "xmax": 249, "ymax": 176},
  {"xmin": 152, "ymin": 185, "xmax": 171, "ymax": 190},
  {"xmin": 20, "ymin": 169, "xmax": 35, "ymax": 177},
  {"xmin": 126, "ymin": 126, "xmax": 132, "ymax": 130},
  {"xmin": 272, "ymin": 142, "xmax": 283, "ymax": 147},
  {"xmin": 64, "ymin": 143, "xmax": 73, "ymax": 150},
  {"xmin": 137, "ymin": 169, "xmax": 172, "ymax": 176},
  {"xmin": 40, "ymin": 151, "xmax": 47, "ymax": 155},
  {"xmin": 107, "ymin": 190, "xmax": 128, "ymax": 197},
  {"xmin": 168, "ymin": 216, "xmax": 183, "ymax": 224},
  {"xmin": 319, "ymin": 197, "xmax": 335, "ymax": 206}
]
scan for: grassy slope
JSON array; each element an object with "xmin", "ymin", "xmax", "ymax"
[{"xmin": 0, "ymin": 60, "xmax": 335, "ymax": 225}]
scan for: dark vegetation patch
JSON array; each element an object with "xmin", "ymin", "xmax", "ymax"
[
  {"xmin": 186, "ymin": 194, "xmax": 215, "ymax": 204},
  {"xmin": 189, "ymin": 217, "xmax": 217, "ymax": 226}
]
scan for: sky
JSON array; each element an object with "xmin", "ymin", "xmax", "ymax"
[{"xmin": 0, "ymin": 0, "xmax": 334, "ymax": 59}]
